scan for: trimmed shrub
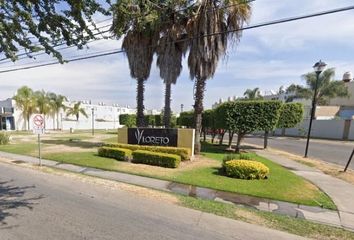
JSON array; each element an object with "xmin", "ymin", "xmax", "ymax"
[
  {"xmin": 132, "ymin": 150, "xmax": 181, "ymax": 168},
  {"xmin": 225, "ymin": 160, "xmax": 269, "ymax": 180},
  {"xmin": 0, "ymin": 132, "xmax": 10, "ymax": 145},
  {"xmin": 105, "ymin": 143, "xmax": 190, "ymax": 161},
  {"xmin": 222, "ymin": 153, "xmax": 254, "ymax": 170},
  {"xmin": 98, "ymin": 147, "xmax": 132, "ymax": 161}
]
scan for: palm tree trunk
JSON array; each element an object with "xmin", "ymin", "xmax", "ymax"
[
  {"xmin": 193, "ymin": 77, "xmax": 206, "ymax": 154},
  {"xmin": 27, "ymin": 115, "xmax": 30, "ymax": 131},
  {"xmin": 136, "ymin": 78, "xmax": 146, "ymax": 127},
  {"xmin": 164, "ymin": 82, "xmax": 172, "ymax": 128},
  {"xmin": 57, "ymin": 111, "xmax": 60, "ymax": 130}
]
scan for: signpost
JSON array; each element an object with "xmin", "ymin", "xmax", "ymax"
[{"xmin": 33, "ymin": 114, "xmax": 45, "ymax": 166}]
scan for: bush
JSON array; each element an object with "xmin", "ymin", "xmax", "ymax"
[
  {"xmin": 98, "ymin": 147, "xmax": 132, "ymax": 161},
  {"xmin": 225, "ymin": 160, "xmax": 269, "ymax": 180},
  {"xmin": 105, "ymin": 143, "xmax": 190, "ymax": 161},
  {"xmin": 222, "ymin": 153, "xmax": 254, "ymax": 169},
  {"xmin": 0, "ymin": 132, "xmax": 10, "ymax": 145},
  {"xmin": 132, "ymin": 150, "xmax": 181, "ymax": 168}
]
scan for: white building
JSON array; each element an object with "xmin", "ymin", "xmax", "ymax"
[{"xmin": 0, "ymin": 98, "xmax": 136, "ymax": 131}]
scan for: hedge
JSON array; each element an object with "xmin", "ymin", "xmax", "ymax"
[
  {"xmin": 98, "ymin": 147, "xmax": 132, "ymax": 161},
  {"xmin": 105, "ymin": 143, "xmax": 190, "ymax": 161},
  {"xmin": 225, "ymin": 160, "xmax": 269, "ymax": 180},
  {"xmin": 132, "ymin": 150, "xmax": 181, "ymax": 168},
  {"xmin": 277, "ymin": 103, "xmax": 304, "ymax": 129}
]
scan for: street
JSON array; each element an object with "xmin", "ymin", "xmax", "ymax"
[
  {"xmin": 243, "ymin": 135, "xmax": 354, "ymax": 169},
  {"xmin": 0, "ymin": 161, "xmax": 302, "ymax": 240}
]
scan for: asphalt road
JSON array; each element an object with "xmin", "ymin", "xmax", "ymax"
[
  {"xmin": 0, "ymin": 162, "xmax": 302, "ymax": 240},
  {"xmin": 243, "ymin": 135, "xmax": 354, "ymax": 169}
]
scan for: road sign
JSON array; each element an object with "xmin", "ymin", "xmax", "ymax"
[
  {"xmin": 33, "ymin": 114, "xmax": 45, "ymax": 135},
  {"xmin": 32, "ymin": 114, "xmax": 45, "ymax": 166}
]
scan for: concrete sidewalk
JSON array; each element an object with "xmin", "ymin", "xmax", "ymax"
[
  {"xmin": 0, "ymin": 150, "xmax": 352, "ymax": 231},
  {"xmin": 254, "ymin": 150, "xmax": 354, "ymax": 231}
]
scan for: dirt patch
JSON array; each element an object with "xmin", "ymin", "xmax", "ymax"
[
  {"xmin": 38, "ymin": 144, "xmax": 94, "ymax": 155},
  {"xmin": 234, "ymin": 207, "xmax": 268, "ymax": 226}
]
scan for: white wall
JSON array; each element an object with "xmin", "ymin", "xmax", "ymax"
[
  {"xmin": 278, "ymin": 120, "xmax": 347, "ymax": 140},
  {"xmin": 349, "ymin": 121, "xmax": 354, "ymax": 140}
]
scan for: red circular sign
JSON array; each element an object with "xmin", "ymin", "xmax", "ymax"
[{"xmin": 33, "ymin": 115, "xmax": 44, "ymax": 127}]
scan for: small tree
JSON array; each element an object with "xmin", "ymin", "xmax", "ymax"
[
  {"xmin": 178, "ymin": 111, "xmax": 194, "ymax": 128},
  {"xmin": 214, "ymin": 103, "xmax": 230, "ymax": 147},
  {"xmin": 201, "ymin": 110, "xmax": 216, "ymax": 142},
  {"xmin": 119, "ymin": 114, "xmax": 136, "ymax": 128},
  {"xmin": 222, "ymin": 101, "xmax": 282, "ymax": 153},
  {"xmin": 277, "ymin": 103, "xmax": 304, "ymax": 133},
  {"xmin": 66, "ymin": 102, "xmax": 88, "ymax": 121},
  {"xmin": 259, "ymin": 101, "xmax": 283, "ymax": 149}
]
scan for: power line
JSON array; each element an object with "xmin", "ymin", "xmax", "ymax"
[{"xmin": 1, "ymin": 4, "xmax": 353, "ymax": 74}]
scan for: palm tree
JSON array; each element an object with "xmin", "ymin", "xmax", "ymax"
[
  {"xmin": 289, "ymin": 68, "xmax": 349, "ymax": 105},
  {"xmin": 66, "ymin": 102, "xmax": 88, "ymax": 122},
  {"xmin": 111, "ymin": 1, "xmax": 160, "ymax": 127},
  {"xmin": 48, "ymin": 93, "xmax": 67, "ymax": 130},
  {"xmin": 34, "ymin": 90, "xmax": 52, "ymax": 128},
  {"xmin": 243, "ymin": 87, "xmax": 262, "ymax": 99},
  {"xmin": 157, "ymin": 21, "xmax": 188, "ymax": 128},
  {"xmin": 186, "ymin": 0, "xmax": 251, "ymax": 153},
  {"xmin": 13, "ymin": 86, "xmax": 37, "ymax": 130}
]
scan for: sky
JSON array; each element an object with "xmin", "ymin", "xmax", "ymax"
[{"xmin": 1, "ymin": 0, "xmax": 354, "ymax": 113}]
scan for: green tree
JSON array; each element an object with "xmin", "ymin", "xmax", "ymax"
[
  {"xmin": 1, "ymin": 1, "xmax": 108, "ymax": 62},
  {"xmin": 119, "ymin": 114, "xmax": 136, "ymax": 128},
  {"xmin": 277, "ymin": 103, "xmax": 304, "ymax": 136},
  {"xmin": 13, "ymin": 86, "xmax": 37, "ymax": 130},
  {"xmin": 111, "ymin": 1, "xmax": 160, "ymax": 127},
  {"xmin": 156, "ymin": 2, "xmax": 188, "ymax": 128},
  {"xmin": 48, "ymin": 93, "xmax": 68, "ymax": 130},
  {"xmin": 34, "ymin": 90, "xmax": 52, "ymax": 128},
  {"xmin": 243, "ymin": 88, "xmax": 262, "ymax": 100},
  {"xmin": 178, "ymin": 111, "xmax": 194, "ymax": 128},
  {"xmin": 66, "ymin": 102, "xmax": 88, "ymax": 121},
  {"xmin": 186, "ymin": 0, "xmax": 251, "ymax": 154},
  {"xmin": 216, "ymin": 101, "xmax": 282, "ymax": 153},
  {"xmin": 287, "ymin": 68, "xmax": 349, "ymax": 105},
  {"xmin": 258, "ymin": 101, "xmax": 283, "ymax": 149}
]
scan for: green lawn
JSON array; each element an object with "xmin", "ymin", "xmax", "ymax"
[
  {"xmin": 0, "ymin": 143, "xmax": 38, "ymax": 155},
  {"xmin": 37, "ymin": 142, "xmax": 335, "ymax": 209}
]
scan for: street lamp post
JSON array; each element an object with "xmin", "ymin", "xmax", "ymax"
[
  {"xmin": 91, "ymin": 108, "xmax": 95, "ymax": 136},
  {"xmin": 304, "ymin": 60, "xmax": 327, "ymax": 158},
  {"xmin": 344, "ymin": 148, "xmax": 354, "ymax": 172}
]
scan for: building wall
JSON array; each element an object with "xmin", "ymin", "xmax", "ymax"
[
  {"xmin": 277, "ymin": 119, "xmax": 350, "ymax": 140},
  {"xmin": 330, "ymin": 81, "xmax": 354, "ymax": 107},
  {"xmin": 349, "ymin": 121, "xmax": 354, "ymax": 140},
  {"xmin": 0, "ymin": 99, "xmax": 136, "ymax": 131}
]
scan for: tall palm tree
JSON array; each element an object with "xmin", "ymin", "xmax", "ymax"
[
  {"xmin": 157, "ymin": 21, "xmax": 188, "ymax": 128},
  {"xmin": 13, "ymin": 86, "xmax": 37, "ymax": 130},
  {"xmin": 48, "ymin": 93, "xmax": 67, "ymax": 130},
  {"xmin": 186, "ymin": 0, "xmax": 251, "ymax": 153},
  {"xmin": 66, "ymin": 102, "xmax": 88, "ymax": 122},
  {"xmin": 289, "ymin": 68, "xmax": 349, "ymax": 105},
  {"xmin": 243, "ymin": 87, "xmax": 261, "ymax": 99},
  {"xmin": 111, "ymin": 1, "xmax": 160, "ymax": 127}
]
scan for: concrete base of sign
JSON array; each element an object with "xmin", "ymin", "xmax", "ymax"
[{"xmin": 117, "ymin": 127, "xmax": 195, "ymax": 157}]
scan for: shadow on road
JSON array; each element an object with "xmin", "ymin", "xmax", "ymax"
[{"xmin": 0, "ymin": 180, "xmax": 43, "ymax": 229}]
